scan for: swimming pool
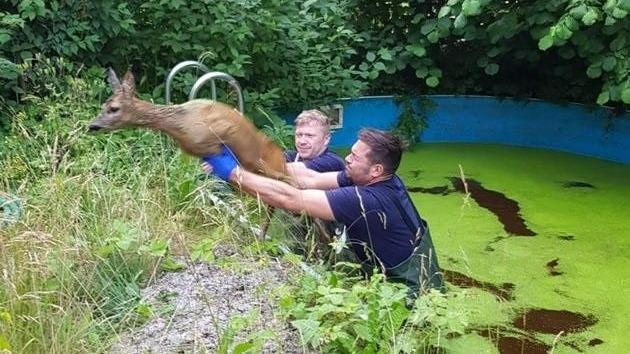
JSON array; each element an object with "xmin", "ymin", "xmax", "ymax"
[{"xmin": 400, "ymin": 143, "xmax": 630, "ymax": 353}]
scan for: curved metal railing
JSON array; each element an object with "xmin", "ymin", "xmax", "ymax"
[
  {"xmin": 164, "ymin": 60, "xmax": 213, "ymax": 104},
  {"xmin": 189, "ymin": 71, "xmax": 244, "ymax": 113}
]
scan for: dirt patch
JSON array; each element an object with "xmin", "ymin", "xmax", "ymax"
[
  {"xmin": 512, "ymin": 308, "xmax": 597, "ymax": 334},
  {"xmin": 562, "ymin": 181, "xmax": 595, "ymax": 189},
  {"xmin": 477, "ymin": 329, "xmax": 549, "ymax": 354},
  {"xmin": 408, "ymin": 169, "xmax": 424, "ymax": 178},
  {"xmin": 443, "ymin": 269, "xmax": 514, "ymax": 301},
  {"xmin": 557, "ymin": 234, "xmax": 576, "ymax": 241},
  {"xmin": 589, "ymin": 338, "xmax": 604, "ymax": 346},
  {"xmin": 449, "ymin": 177, "xmax": 536, "ymax": 236},
  {"xmin": 546, "ymin": 258, "xmax": 563, "ymax": 276},
  {"xmin": 109, "ymin": 258, "xmax": 306, "ymax": 353},
  {"xmin": 407, "ymin": 185, "xmax": 452, "ymax": 195}
]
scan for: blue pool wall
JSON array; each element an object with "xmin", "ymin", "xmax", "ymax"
[{"xmin": 324, "ymin": 96, "xmax": 630, "ymax": 164}]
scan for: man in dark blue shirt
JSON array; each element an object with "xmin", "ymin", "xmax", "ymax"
[
  {"xmin": 284, "ymin": 109, "xmax": 344, "ymax": 173},
  {"xmin": 202, "ymin": 128, "xmax": 443, "ymax": 298}
]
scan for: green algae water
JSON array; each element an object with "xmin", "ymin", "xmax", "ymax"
[{"xmin": 398, "ymin": 143, "xmax": 630, "ymax": 354}]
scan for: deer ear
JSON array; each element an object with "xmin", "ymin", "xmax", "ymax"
[
  {"xmin": 121, "ymin": 70, "xmax": 136, "ymax": 93},
  {"xmin": 107, "ymin": 68, "xmax": 121, "ymax": 91}
]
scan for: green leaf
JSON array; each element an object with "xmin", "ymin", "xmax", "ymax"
[
  {"xmin": 477, "ymin": 56, "xmax": 489, "ymax": 68},
  {"xmin": 421, "ymin": 21, "xmax": 437, "ymax": 35},
  {"xmin": 353, "ymin": 323, "xmax": 372, "ymax": 341},
  {"xmin": 406, "ymin": 43, "xmax": 426, "ymax": 57},
  {"xmin": 622, "ymin": 87, "xmax": 630, "ymax": 104},
  {"xmin": 427, "ymin": 31, "xmax": 440, "ymax": 43},
  {"xmin": 429, "ymin": 67, "xmax": 443, "ymax": 78},
  {"xmin": 570, "ymin": 4, "xmax": 588, "ymax": 19},
  {"xmin": 438, "ymin": 6, "xmax": 451, "ymax": 18},
  {"xmin": 612, "ymin": 8, "xmax": 627, "ymax": 19},
  {"xmin": 378, "ymin": 48, "xmax": 392, "ymax": 61},
  {"xmin": 426, "ymin": 76, "xmax": 439, "ymax": 87},
  {"xmin": 602, "ymin": 56, "xmax": 617, "ymax": 71},
  {"xmin": 0, "ymin": 335, "xmax": 11, "ymax": 350},
  {"xmin": 373, "ymin": 62, "xmax": 386, "ymax": 71},
  {"xmin": 415, "ymin": 67, "xmax": 429, "ymax": 78},
  {"xmin": 454, "ymin": 13, "xmax": 467, "ymax": 29},
  {"xmin": 586, "ymin": 65, "xmax": 602, "ymax": 78},
  {"xmin": 0, "ymin": 32, "xmax": 10, "ymax": 46},
  {"xmin": 462, "ymin": 0, "xmax": 481, "ymax": 16},
  {"xmin": 538, "ymin": 35, "xmax": 553, "ymax": 50},
  {"xmin": 161, "ymin": 257, "xmax": 185, "ymax": 272},
  {"xmin": 582, "ymin": 9, "xmax": 599, "ymax": 25},
  {"xmin": 485, "ymin": 63, "xmax": 499, "ymax": 75},
  {"xmin": 233, "ymin": 342, "xmax": 255, "ymax": 354},
  {"xmin": 610, "ymin": 36, "xmax": 627, "ymax": 51},
  {"xmin": 596, "ymin": 91, "xmax": 609, "ymax": 105},
  {"xmin": 366, "ymin": 52, "xmax": 376, "ymax": 62}
]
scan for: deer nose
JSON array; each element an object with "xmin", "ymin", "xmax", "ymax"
[{"xmin": 88, "ymin": 124, "xmax": 103, "ymax": 132}]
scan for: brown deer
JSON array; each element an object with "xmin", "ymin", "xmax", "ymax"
[{"xmin": 89, "ymin": 69, "xmax": 289, "ymax": 182}]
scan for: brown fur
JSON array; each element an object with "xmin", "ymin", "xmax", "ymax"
[{"xmin": 89, "ymin": 69, "xmax": 288, "ymax": 181}]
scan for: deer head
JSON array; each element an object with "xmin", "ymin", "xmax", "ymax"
[{"xmin": 88, "ymin": 69, "xmax": 138, "ymax": 132}]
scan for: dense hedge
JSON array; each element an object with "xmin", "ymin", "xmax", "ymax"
[{"xmin": 1, "ymin": 0, "xmax": 628, "ymax": 130}]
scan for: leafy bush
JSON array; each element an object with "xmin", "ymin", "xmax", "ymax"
[
  {"xmin": 353, "ymin": 0, "xmax": 630, "ymax": 106},
  {"xmin": 279, "ymin": 268, "xmax": 471, "ymax": 353}
]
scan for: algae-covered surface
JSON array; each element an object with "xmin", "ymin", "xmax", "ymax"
[{"xmin": 398, "ymin": 143, "xmax": 630, "ymax": 354}]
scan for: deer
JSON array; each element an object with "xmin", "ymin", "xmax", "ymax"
[
  {"xmin": 89, "ymin": 69, "xmax": 290, "ymax": 239},
  {"xmin": 88, "ymin": 69, "xmax": 289, "ymax": 182}
]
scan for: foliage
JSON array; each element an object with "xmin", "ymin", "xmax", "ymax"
[
  {"xmin": 0, "ymin": 0, "xmax": 135, "ymax": 102},
  {"xmin": 279, "ymin": 268, "xmax": 470, "ymax": 353},
  {"xmin": 352, "ymin": 0, "xmax": 630, "ymax": 106},
  {"xmin": 127, "ymin": 0, "xmax": 365, "ymax": 110},
  {"xmin": 392, "ymin": 96, "xmax": 436, "ymax": 147}
]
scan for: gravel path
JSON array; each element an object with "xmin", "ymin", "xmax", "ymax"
[{"xmin": 109, "ymin": 257, "xmax": 308, "ymax": 353}]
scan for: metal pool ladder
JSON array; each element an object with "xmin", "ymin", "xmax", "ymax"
[{"xmin": 164, "ymin": 60, "xmax": 244, "ymax": 113}]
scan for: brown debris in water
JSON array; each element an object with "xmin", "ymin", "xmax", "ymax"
[
  {"xmin": 409, "ymin": 169, "xmax": 424, "ymax": 178},
  {"xmin": 477, "ymin": 328, "xmax": 549, "ymax": 354},
  {"xmin": 557, "ymin": 234, "xmax": 576, "ymax": 241},
  {"xmin": 449, "ymin": 177, "xmax": 536, "ymax": 236},
  {"xmin": 407, "ymin": 185, "xmax": 452, "ymax": 195},
  {"xmin": 443, "ymin": 269, "xmax": 514, "ymax": 300},
  {"xmin": 512, "ymin": 308, "xmax": 597, "ymax": 334},
  {"xmin": 562, "ymin": 181, "xmax": 596, "ymax": 189},
  {"xmin": 546, "ymin": 258, "xmax": 563, "ymax": 276}
]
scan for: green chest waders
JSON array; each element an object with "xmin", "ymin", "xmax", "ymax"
[{"xmin": 368, "ymin": 186, "xmax": 444, "ymax": 299}]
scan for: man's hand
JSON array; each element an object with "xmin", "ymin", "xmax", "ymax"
[{"xmin": 201, "ymin": 145, "xmax": 238, "ymax": 181}]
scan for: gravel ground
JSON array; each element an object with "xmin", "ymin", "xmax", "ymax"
[{"xmin": 109, "ymin": 256, "xmax": 309, "ymax": 354}]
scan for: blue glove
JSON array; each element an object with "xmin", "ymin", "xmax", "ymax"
[{"xmin": 201, "ymin": 145, "xmax": 238, "ymax": 181}]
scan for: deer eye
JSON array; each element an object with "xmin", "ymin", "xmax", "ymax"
[{"xmin": 109, "ymin": 107, "xmax": 120, "ymax": 113}]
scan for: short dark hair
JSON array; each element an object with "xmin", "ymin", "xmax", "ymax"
[{"xmin": 358, "ymin": 128, "xmax": 403, "ymax": 174}]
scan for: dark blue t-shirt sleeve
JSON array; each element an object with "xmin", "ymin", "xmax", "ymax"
[
  {"xmin": 336, "ymin": 170, "xmax": 353, "ymax": 187},
  {"xmin": 325, "ymin": 186, "xmax": 362, "ymax": 224},
  {"xmin": 303, "ymin": 151, "xmax": 345, "ymax": 172},
  {"xmin": 284, "ymin": 150, "xmax": 298, "ymax": 163}
]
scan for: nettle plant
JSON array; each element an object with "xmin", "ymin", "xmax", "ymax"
[{"xmin": 279, "ymin": 269, "xmax": 470, "ymax": 353}]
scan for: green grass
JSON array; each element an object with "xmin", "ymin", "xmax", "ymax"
[{"xmin": 399, "ymin": 143, "xmax": 630, "ymax": 353}]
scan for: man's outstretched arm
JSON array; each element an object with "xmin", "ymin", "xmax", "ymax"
[
  {"xmin": 230, "ymin": 166, "xmax": 335, "ymax": 220},
  {"xmin": 286, "ymin": 162, "xmax": 339, "ymax": 190}
]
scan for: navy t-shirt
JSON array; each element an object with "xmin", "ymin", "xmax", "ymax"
[
  {"xmin": 325, "ymin": 171, "xmax": 427, "ymax": 268},
  {"xmin": 285, "ymin": 149, "xmax": 345, "ymax": 172}
]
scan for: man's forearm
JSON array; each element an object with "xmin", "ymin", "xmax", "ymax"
[
  {"xmin": 286, "ymin": 163, "xmax": 339, "ymax": 190},
  {"xmin": 229, "ymin": 167, "xmax": 298, "ymax": 209}
]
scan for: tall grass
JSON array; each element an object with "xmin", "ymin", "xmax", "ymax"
[{"xmin": 0, "ymin": 71, "xmax": 268, "ymax": 353}]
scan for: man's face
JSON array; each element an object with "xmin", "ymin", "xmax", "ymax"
[
  {"xmin": 344, "ymin": 140, "xmax": 377, "ymax": 185},
  {"xmin": 295, "ymin": 120, "xmax": 330, "ymax": 160}
]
